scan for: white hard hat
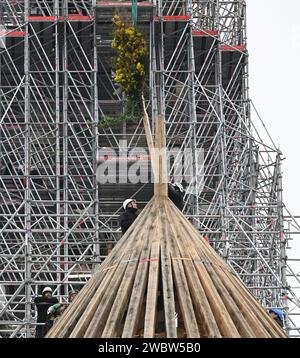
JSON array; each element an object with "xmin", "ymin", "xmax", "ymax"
[
  {"xmin": 123, "ymin": 198, "xmax": 135, "ymax": 210},
  {"xmin": 42, "ymin": 287, "xmax": 53, "ymax": 294},
  {"xmin": 174, "ymin": 182, "xmax": 184, "ymax": 192}
]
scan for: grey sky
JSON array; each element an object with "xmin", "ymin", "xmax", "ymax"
[{"xmin": 247, "ymin": 0, "xmax": 300, "ymax": 329}]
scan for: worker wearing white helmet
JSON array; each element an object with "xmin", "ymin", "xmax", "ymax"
[
  {"xmin": 119, "ymin": 198, "xmax": 139, "ymax": 235},
  {"xmin": 42, "ymin": 287, "xmax": 53, "ymax": 295},
  {"xmin": 33, "ymin": 286, "xmax": 58, "ymax": 338}
]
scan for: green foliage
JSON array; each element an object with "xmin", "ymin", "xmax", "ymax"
[
  {"xmin": 96, "ymin": 15, "xmax": 148, "ymax": 127},
  {"xmin": 112, "ymin": 15, "xmax": 147, "ymax": 98},
  {"xmin": 92, "ymin": 16, "xmax": 148, "ymax": 129}
]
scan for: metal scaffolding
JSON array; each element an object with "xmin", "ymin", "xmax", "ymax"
[{"xmin": 0, "ymin": 0, "xmax": 299, "ymax": 337}]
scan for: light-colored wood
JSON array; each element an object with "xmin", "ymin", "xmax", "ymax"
[
  {"xmin": 143, "ymin": 223, "xmax": 161, "ymax": 337},
  {"xmin": 222, "ymin": 268, "xmax": 287, "ymax": 338},
  {"xmin": 82, "ymin": 212, "xmax": 152, "ymax": 338},
  {"xmin": 46, "ymin": 271, "xmax": 101, "ymax": 337},
  {"xmin": 216, "ymin": 265, "xmax": 272, "ymax": 338},
  {"xmin": 160, "ymin": 207, "xmax": 177, "ymax": 338},
  {"xmin": 205, "ymin": 263, "xmax": 255, "ymax": 337},
  {"xmin": 165, "ymin": 204, "xmax": 221, "ymax": 338},
  {"xmin": 167, "ymin": 201, "xmax": 240, "ymax": 337},
  {"xmin": 142, "ymin": 94, "xmax": 157, "ymax": 182},
  {"xmin": 122, "ymin": 212, "xmax": 156, "ymax": 337},
  {"xmin": 167, "ymin": 224, "xmax": 200, "ymax": 338},
  {"xmin": 101, "ymin": 247, "xmax": 144, "ymax": 337},
  {"xmin": 69, "ymin": 236, "xmax": 141, "ymax": 338},
  {"xmin": 154, "ymin": 115, "xmax": 168, "ymax": 198},
  {"xmin": 101, "ymin": 213, "xmax": 154, "ymax": 338},
  {"xmin": 83, "ymin": 251, "xmax": 135, "ymax": 337},
  {"xmin": 49, "ymin": 197, "xmax": 287, "ymax": 338},
  {"xmin": 141, "ymin": 93, "xmax": 155, "ymax": 156}
]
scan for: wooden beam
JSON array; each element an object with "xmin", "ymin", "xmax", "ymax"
[
  {"xmin": 154, "ymin": 115, "xmax": 168, "ymax": 198},
  {"xmin": 160, "ymin": 207, "xmax": 177, "ymax": 337},
  {"xmin": 144, "ymin": 225, "xmax": 161, "ymax": 337},
  {"xmin": 122, "ymin": 211, "xmax": 157, "ymax": 337},
  {"xmin": 142, "ymin": 94, "xmax": 157, "ymax": 177}
]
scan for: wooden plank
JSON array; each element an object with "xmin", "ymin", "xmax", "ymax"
[
  {"xmin": 83, "ymin": 254, "xmax": 134, "ymax": 337},
  {"xmin": 189, "ymin": 218, "xmax": 284, "ymax": 338},
  {"xmin": 165, "ymin": 204, "xmax": 221, "ymax": 338},
  {"xmin": 166, "ymin": 223, "xmax": 200, "ymax": 337},
  {"xmin": 160, "ymin": 207, "xmax": 177, "ymax": 337},
  {"xmin": 122, "ymin": 210, "xmax": 157, "ymax": 337},
  {"xmin": 154, "ymin": 115, "xmax": 168, "ymax": 198},
  {"xmin": 170, "ymin": 209, "xmax": 252, "ymax": 337},
  {"xmin": 143, "ymin": 224, "xmax": 161, "ymax": 338},
  {"xmin": 142, "ymin": 94, "xmax": 156, "ymax": 175}
]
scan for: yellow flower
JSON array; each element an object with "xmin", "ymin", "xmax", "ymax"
[
  {"xmin": 111, "ymin": 15, "xmax": 147, "ymax": 96},
  {"xmin": 125, "ymin": 28, "xmax": 135, "ymax": 36}
]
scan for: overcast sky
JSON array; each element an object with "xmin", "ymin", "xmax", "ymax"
[
  {"xmin": 247, "ymin": 0, "xmax": 300, "ymax": 327},
  {"xmin": 247, "ymin": 0, "xmax": 300, "ymax": 247}
]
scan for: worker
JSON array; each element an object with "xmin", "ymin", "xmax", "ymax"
[
  {"xmin": 168, "ymin": 182, "xmax": 184, "ymax": 211},
  {"xmin": 269, "ymin": 308, "xmax": 284, "ymax": 328},
  {"xmin": 68, "ymin": 289, "xmax": 79, "ymax": 303},
  {"xmin": 119, "ymin": 199, "xmax": 139, "ymax": 235},
  {"xmin": 33, "ymin": 287, "xmax": 58, "ymax": 338}
]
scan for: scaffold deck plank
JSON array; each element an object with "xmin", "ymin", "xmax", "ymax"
[
  {"xmin": 0, "ymin": 31, "xmax": 26, "ymax": 37},
  {"xmin": 192, "ymin": 30, "xmax": 218, "ymax": 36}
]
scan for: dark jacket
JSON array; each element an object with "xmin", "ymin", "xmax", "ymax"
[
  {"xmin": 119, "ymin": 208, "xmax": 138, "ymax": 235},
  {"xmin": 274, "ymin": 316, "xmax": 284, "ymax": 328},
  {"xmin": 168, "ymin": 184, "xmax": 184, "ymax": 211},
  {"xmin": 34, "ymin": 295, "xmax": 58, "ymax": 323}
]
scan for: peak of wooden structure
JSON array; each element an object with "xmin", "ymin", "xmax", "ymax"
[{"xmin": 47, "ymin": 197, "xmax": 286, "ymax": 338}]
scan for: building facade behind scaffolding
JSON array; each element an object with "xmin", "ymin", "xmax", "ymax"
[{"xmin": 0, "ymin": 0, "xmax": 300, "ymax": 337}]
